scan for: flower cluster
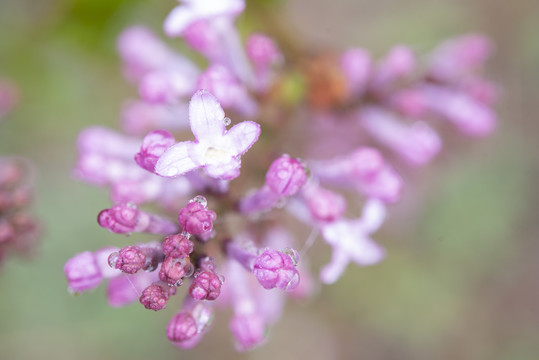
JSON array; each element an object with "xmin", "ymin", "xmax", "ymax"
[
  {"xmin": 0, "ymin": 81, "xmax": 40, "ymax": 266},
  {"xmin": 64, "ymin": 0, "xmax": 497, "ymax": 352}
]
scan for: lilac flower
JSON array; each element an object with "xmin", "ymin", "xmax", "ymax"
[
  {"xmin": 226, "ymin": 236, "xmax": 300, "ymax": 292},
  {"xmin": 135, "ymin": 129, "xmax": 176, "ymax": 172},
  {"xmin": 64, "ymin": 247, "xmax": 121, "ymax": 293},
  {"xmin": 163, "ymin": 0, "xmax": 245, "ymax": 37},
  {"xmin": 108, "ymin": 243, "xmax": 164, "ymax": 274},
  {"xmin": 370, "ymin": 45, "xmax": 416, "ymax": 92},
  {"xmin": 239, "ymin": 155, "xmax": 308, "ymax": 213},
  {"xmin": 140, "ymin": 283, "xmax": 174, "ymax": 311},
  {"xmin": 155, "ymin": 90, "xmax": 261, "ymax": 180},
  {"xmin": 340, "ymin": 48, "xmax": 371, "ymax": 97},
  {"xmin": 162, "ymin": 233, "xmax": 194, "ymax": 258},
  {"xmin": 319, "ymin": 199, "xmax": 386, "ymax": 284},
  {"xmin": 97, "ymin": 203, "xmax": 178, "ymax": 235},
  {"xmin": 359, "ymin": 106, "xmax": 442, "ymax": 165},
  {"xmin": 302, "ymin": 182, "xmax": 347, "ymax": 223},
  {"xmin": 310, "ymin": 148, "xmax": 403, "ymax": 203}
]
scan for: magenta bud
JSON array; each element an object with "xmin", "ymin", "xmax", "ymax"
[
  {"xmin": 246, "ymin": 33, "xmax": 282, "ymax": 68},
  {"xmin": 98, "ymin": 204, "xmax": 138, "ymax": 234},
  {"xmin": 253, "ymin": 248, "xmax": 300, "ymax": 291},
  {"xmin": 139, "ymin": 283, "xmax": 170, "ymax": 311},
  {"xmin": 189, "ymin": 270, "xmax": 223, "ymax": 301},
  {"xmin": 162, "ymin": 233, "xmax": 194, "ymax": 259},
  {"xmin": 304, "ymin": 185, "xmax": 346, "ymax": 222},
  {"xmin": 135, "ymin": 129, "xmax": 175, "ymax": 172},
  {"xmin": 177, "ymin": 199, "xmax": 216, "ymax": 236},
  {"xmin": 111, "ymin": 246, "xmax": 145, "ymax": 274},
  {"xmin": 159, "ymin": 256, "xmax": 193, "ymax": 286},
  {"xmin": 167, "ymin": 312, "xmax": 198, "ymax": 342},
  {"xmin": 230, "ymin": 314, "xmax": 267, "ymax": 352},
  {"xmin": 265, "ymin": 155, "xmax": 307, "ymax": 197}
]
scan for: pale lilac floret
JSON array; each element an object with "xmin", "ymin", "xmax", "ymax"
[
  {"xmin": 302, "ymin": 182, "xmax": 346, "ymax": 223},
  {"xmin": 253, "ymin": 248, "xmax": 300, "ymax": 291},
  {"xmin": 246, "ymin": 33, "xmax": 283, "ymax": 91},
  {"xmin": 265, "ymin": 155, "xmax": 307, "ymax": 197},
  {"xmin": 359, "ymin": 107, "xmax": 442, "ymax": 166},
  {"xmin": 428, "ymin": 34, "xmax": 493, "ymax": 82},
  {"xmin": 310, "ymin": 148, "xmax": 403, "ymax": 203},
  {"xmin": 197, "ymin": 64, "xmax": 258, "ymax": 116},
  {"xmin": 419, "ymin": 84, "xmax": 496, "ymax": 137},
  {"xmin": 164, "ymin": 0, "xmax": 245, "ymax": 37},
  {"xmin": 320, "ymin": 198, "xmax": 386, "ymax": 284},
  {"xmin": 117, "ymin": 25, "xmax": 199, "ymax": 84},
  {"xmin": 98, "ymin": 204, "xmax": 178, "ymax": 235},
  {"xmin": 340, "ymin": 47, "xmax": 372, "ymax": 96},
  {"xmin": 155, "ymin": 90, "xmax": 261, "ymax": 180},
  {"xmin": 230, "ymin": 314, "xmax": 267, "ymax": 352},
  {"xmin": 64, "ymin": 247, "xmax": 120, "ymax": 293},
  {"xmin": 135, "ymin": 129, "xmax": 176, "ymax": 172},
  {"xmin": 371, "ymin": 45, "xmax": 416, "ymax": 92}
]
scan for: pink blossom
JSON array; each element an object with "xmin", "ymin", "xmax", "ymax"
[
  {"xmin": 320, "ymin": 199, "xmax": 386, "ymax": 284},
  {"xmin": 252, "ymin": 248, "xmax": 300, "ymax": 291},
  {"xmin": 140, "ymin": 283, "xmax": 172, "ymax": 311},
  {"xmin": 162, "ymin": 233, "xmax": 194, "ymax": 258},
  {"xmin": 167, "ymin": 301, "xmax": 213, "ymax": 349},
  {"xmin": 135, "ymin": 130, "xmax": 176, "ymax": 172},
  {"xmin": 163, "ymin": 0, "xmax": 245, "ymax": 37},
  {"xmin": 359, "ymin": 106, "xmax": 442, "ymax": 165},
  {"xmin": 155, "ymin": 90, "xmax": 260, "ymax": 180},
  {"xmin": 64, "ymin": 247, "xmax": 120, "ymax": 293}
]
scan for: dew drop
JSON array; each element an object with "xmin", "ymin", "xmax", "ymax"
[
  {"xmin": 190, "ymin": 195, "xmax": 207, "ymax": 208},
  {"xmin": 184, "ymin": 263, "xmax": 195, "ymax": 278},
  {"xmin": 281, "ymin": 247, "xmax": 300, "ymax": 266},
  {"xmin": 108, "ymin": 252, "xmax": 119, "ymax": 268},
  {"xmin": 174, "ymin": 279, "xmax": 184, "ymax": 287},
  {"xmin": 223, "ymin": 117, "xmax": 231, "ymax": 126},
  {"xmin": 284, "ymin": 272, "xmax": 300, "ymax": 291}
]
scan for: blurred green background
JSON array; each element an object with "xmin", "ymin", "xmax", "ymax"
[{"xmin": 1, "ymin": 0, "xmax": 538, "ymax": 359}]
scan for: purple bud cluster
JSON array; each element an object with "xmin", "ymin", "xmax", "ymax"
[{"xmin": 64, "ymin": 0, "xmax": 498, "ymax": 352}]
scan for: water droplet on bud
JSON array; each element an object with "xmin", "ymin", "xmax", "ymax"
[
  {"xmin": 108, "ymin": 252, "xmax": 119, "ymax": 268},
  {"xmin": 190, "ymin": 195, "xmax": 207, "ymax": 208},
  {"xmin": 184, "ymin": 263, "xmax": 195, "ymax": 278},
  {"xmin": 281, "ymin": 247, "xmax": 300, "ymax": 266},
  {"xmin": 223, "ymin": 117, "xmax": 231, "ymax": 126}
]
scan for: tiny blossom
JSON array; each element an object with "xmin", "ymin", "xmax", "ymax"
[
  {"xmin": 155, "ymin": 90, "xmax": 261, "ymax": 180},
  {"xmin": 64, "ymin": 247, "xmax": 120, "ymax": 293},
  {"xmin": 167, "ymin": 301, "xmax": 213, "ymax": 349},
  {"xmin": 189, "ymin": 270, "xmax": 223, "ymax": 301},
  {"xmin": 302, "ymin": 182, "xmax": 346, "ymax": 223}
]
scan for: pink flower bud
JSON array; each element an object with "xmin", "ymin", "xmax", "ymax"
[
  {"xmin": 189, "ymin": 270, "xmax": 223, "ymax": 301},
  {"xmin": 162, "ymin": 233, "xmax": 194, "ymax": 259},
  {"xmin": 159, "ymin": 256, "xmax": 193, "ymax": 286},
  {"xmin": 253, "ymin": 248, "xmax": 300, "ymax": 291},
  {"xmin": 98, "ymin": 205, "xmax": 138, "ymax": 234},
  {"xmin": 178, "ymin": 198, "xmax": 216, "ymax": 236},
  {"xmin": 265, "ymin": 155, "xmax": 307, "ymax": 197},
  {"xmin": 139, "ymin": 283, "xmax": 170, "ymax": 311},
  {"xmin": 167, "ymin": 312, "xmax": 198, "ymax": 342},
  {"xmin": 135, "ymin": 130, "xmax": 175, "ymax": 172},
  {"xmin": 229, "ymin": 314, "xmax": 267, "ymax": 351},
  {"xmin": 109, "ymin": 246, "xmax": 145, "ymax": 274}
]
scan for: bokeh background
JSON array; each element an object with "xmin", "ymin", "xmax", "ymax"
[{"xmin": 1, "ymin": 0, "xmax": 538, "ymax": 359}]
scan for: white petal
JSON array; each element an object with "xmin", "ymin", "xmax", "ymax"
[
  {"xmin": 189, "ymin": 90, "xmax": 226, "ymax": 142},
  {"xmin": 223, "ymin": 121, "xmax": 261, "ymax": 156},
  {"xmin": 155, "ymin": 141, "xmax": 200, "ymax": 177}
]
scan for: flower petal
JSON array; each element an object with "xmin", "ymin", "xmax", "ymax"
[
  {"xmin": 189, "ymin": 90, "xmax": 226, "ymax": 142},
  {"xmin": 155, "ymin": 141, "xmax": 200, "ymax": 177},
  {"xmin": 223, "ymin": 121, "xmax": 261, "ymax": 156},
  {"xmin": 205, "ymin": 157, "xmax": 241, "ymax": 180}
]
